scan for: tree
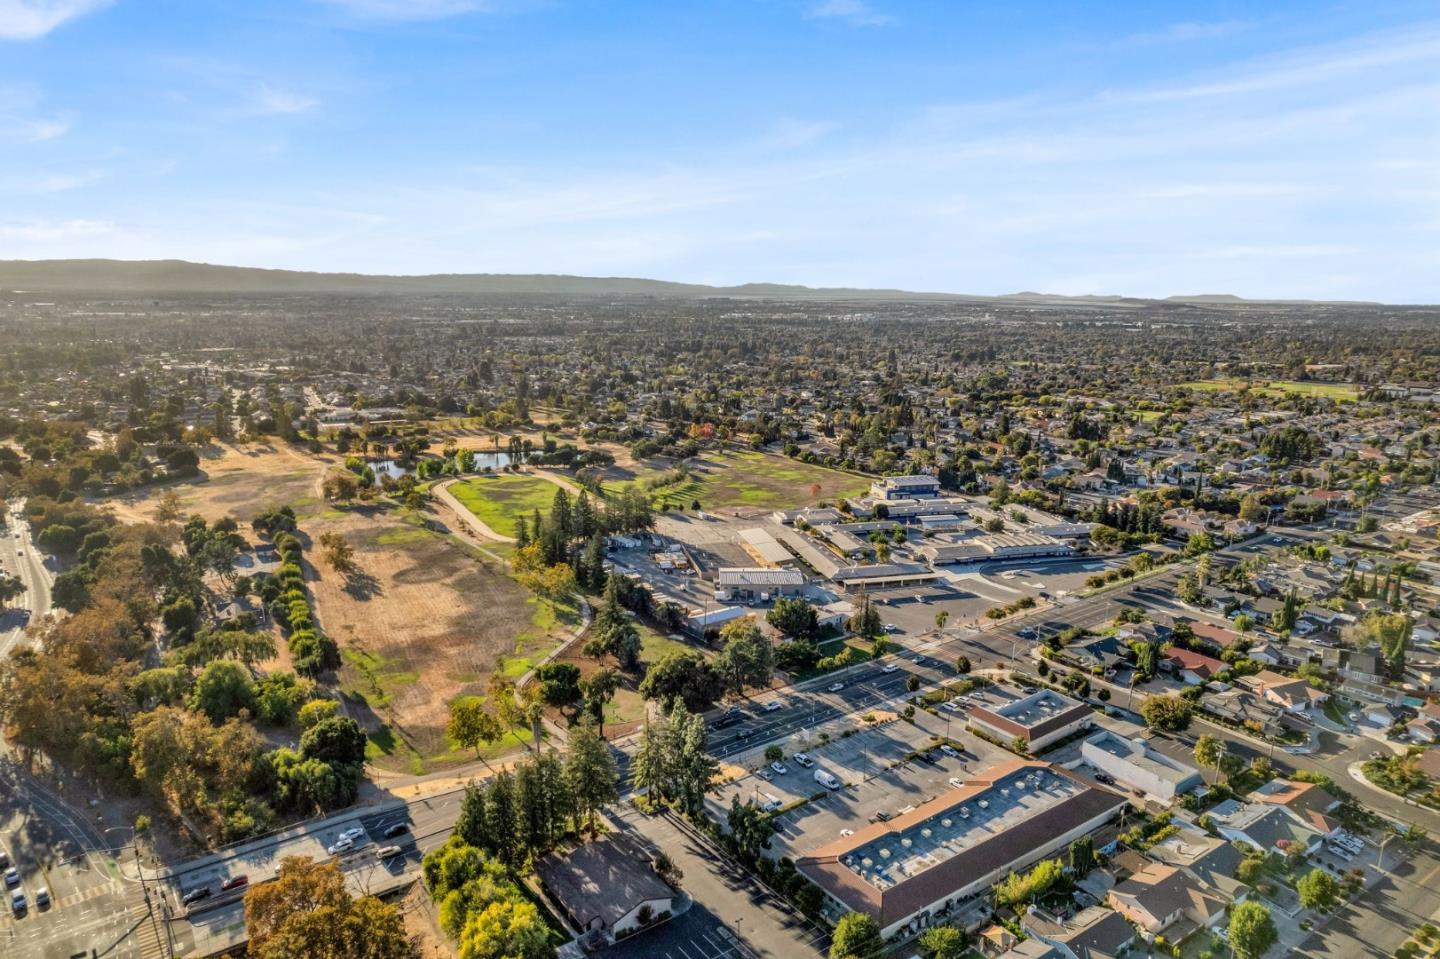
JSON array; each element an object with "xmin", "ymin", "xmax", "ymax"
[
  {"xmin": 318, "ymin": 532, "xmax": 355, "ymax": 573},
  {"xmin": 767, "ymin": 597, "xmax": 819, "ymax": 640},
  {"xmin": 994, "ymin": 858, "xmax": 1064, "ymax": 908},
  {"xmin": 579, "ymin": 667, "xmax": 620, "ymax": 733},
  {"xmin": 154, "ymin": 489, "xmax": 185, "ymax": 524},
  {"xmin": 728, "ymin": 795, "xmax": 775, "ymax": 860},
  {"xmin": 1068, "ymin": 835, "xmax": 1094, "ymax": 878},
  {"xmin": 1140, "ymin": 694, "xmax": 1192, "ymax": 732},
  {"xmin": 534, "ymin": 663, "xmax": 582, "ymax": 711},
  {"xmin": 672, "ymin": 702, "xmax": 718, "ymax": 815},
  {"xmin": 300, "ymin": 715, "xmax": 368, "ymax": 766},
  {"xmin": 848, "ymin": 592, "xmax": 883, "ymax": 639},
  {"xmin": 245, "ymin": 855, "xmax": 416, "ymax": 959},
  {"xmin": 934, "ymin": 610, "xmax": 949, "ymax": 632},
  {"xmin": 830, "ymin": 913, "xmax": 884, "ymax": 959},
  {"xmin": 716, "ymin": 617, "xmax": 775, "ymax": 695},
  {"xmin": 457, "ymin": 899, "xmax": 554, "ymax": 959},
  {"xmin": 1177, "ymin": 571, "xmax": 1202, "ymax": 605},
  {"xmin": 632, "ymin": 712, "xmax": 673, "ymax": 804},
  {"xmin": 189, "ymin": 659, "xmax": 257, "ymax": 722},
  {"xmin": 0, "ymin": 574, "xmax": 24, "ymax": 609},
  {"xmin": 1297, "ymin": 867, "xmax": 1339, "ymax": 912},
  {"xmin": 1228, "ymin": 900, "xmax": 1278, "ymax": 959},
  {"xmin": 917, "ymin": 926, "xmax": 968, "ymax": 959},
  {"xmin": 449, "ymin": 698, "xmax": 506, "ymax": 760},
  {"xmin": 639, "ymin": 649, "xmax": 725, "ymax": 711},
  {"xmin": 565, "ymin": 716, "xmax": 618, "ymax": 833},
  {"xmin": 955, "ymin": 656, "xmax": 971, "ymax": 674},
  {"xmin": 1194, "ymin": 734, "xmax": 1224, "ymax": 784}
]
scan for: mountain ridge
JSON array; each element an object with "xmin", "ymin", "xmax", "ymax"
[{"xmin": 0, "ymin": 258, "xmax": 1390, "ymax": 306}]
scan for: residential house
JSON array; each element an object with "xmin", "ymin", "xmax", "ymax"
[{"xmin": 1107, "ymin": 862, "xmax": 1228, "ymax": 941}]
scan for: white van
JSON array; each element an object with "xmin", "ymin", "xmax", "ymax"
[
  {"xmin": 759, "ymin": 793, "xmax": 783, "ymax": 812},
  {"xmin": 814, "ymin": 770, "xmax": 842, "ymax": 790}
]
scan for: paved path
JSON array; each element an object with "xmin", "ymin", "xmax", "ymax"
[{"xmin": 434, "ymin": 467, "xmax": 589, "ymax": 545}]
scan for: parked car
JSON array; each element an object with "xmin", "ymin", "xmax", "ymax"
[
  {"xmin": 338, "ymin": 826, "xmax": 366, "ymax": 843},
  {"xmin": 181, "ymin": 886, "xmax": 212, "ymax": 906},
  {"xmin": 376, "ymin": 845, "xmax": 404, "ymax": 860},
  {"xmin": 327, "ymin": 837, "xmax": 355, "ymax": 855},
  {"xmin": 770, "ymin": 761, "xmax": 788, "ymax": 775},
  {"xmin": 868, "ymin": 811, "xmax": 892, "ymax": 823},
  {"xmin": 32, "ymin": 886, "xmax": 48, "ymax": 908},
  {"xmin": 0, "ymin": 850, "xmax": 8, "ymax": 869},
  {"xmin": 758, "ymin": 793, "xmax": 783, "ymax": 813},
  {"xmin": 792, "ymin": 752, "xmax": 814, "ymax": 768},
  {"xmin": 2, "ymin": 868, "xmax": 18, "ymax": 888},
  {"xmin": 827, "ymin": 682, "xmax": 845, "ymax": 692},
  {"xmin": 941, "ymin": 701, "xmax": 961, "ymax": 713},
  {"xmin": 220, "ymin": 875, "xmax": 249, "ymax": 892},
  {"xmin": 882, "ymin": 663, "xmax": 899, "ymax": 673},
  {"xmin": 948, "ymin": 777, "xmax": 965, "ymax": 788},
  {"xmin": 762, "ymin": 700, "xmax": 783, "ymax": 712},
  {"xmin": 939, "ymin": 744, "xmax": 960, "ymax": 758},
  {"xmin": 10, "ymin": 889, "xmax": 25, "ymax": 913},
  {"xmin": 757, "ymin": 768, "xmax": 773, "ymax": 781},
  {"xmin": 382, "ymin": 823, "xmax": 409, "ymax": 839}
]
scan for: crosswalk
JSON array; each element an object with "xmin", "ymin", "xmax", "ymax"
[{"xmin": 125, "ymin": 877, "xmax": 168, "ymax": 959}]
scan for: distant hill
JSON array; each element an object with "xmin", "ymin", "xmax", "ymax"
[
  {"xmin": 0, "ymin": 259, "xmax": 957, "ymax": 300},
  {"xmin": 0, "ymin": 258, "xmax": 1391, "ymax": 306}
]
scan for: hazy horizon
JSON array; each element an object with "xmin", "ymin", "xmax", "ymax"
[{"xmin": 2, "ymin": 1, "xmax": 1437, "ymax": 301}]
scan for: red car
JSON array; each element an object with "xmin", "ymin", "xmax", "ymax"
[{"xmin": 220, "ymin": 875, "xmax": 249, "ymax": 892}]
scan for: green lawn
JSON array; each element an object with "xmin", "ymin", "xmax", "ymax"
[
  {"xmin": 449, "ymin": 473, "xmax": 562, "ymax": 537},
  {"xmin": 608, "ymin": 449, "xmax": 871, "ymax": 511},
  {"xmin": 1178, "ymin": 379, "xmax": 1359, "ymax": 401},
  {"xmin": 498, "ymin": 596, "xmax": 581, "ymax": 678}
]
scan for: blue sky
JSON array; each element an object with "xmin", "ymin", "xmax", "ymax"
[{"xmin": 1, "ymin": 0, "xmax": 1437, "ymax": 300}]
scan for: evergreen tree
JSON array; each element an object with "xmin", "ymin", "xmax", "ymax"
[
  {"xmin": 565, "ymin": 716, "xmax": 618, "ymax": 833},
  {"xmin": 455, "ymin": 783, "xmax": 491, "ymax": 853},
  {"xmin": 485, "ymin": 770, "xmax": 520, "ymax": 868},
  {"xmin": 632, "ymin": 712, "xmax": 673, "ymax": 803}
]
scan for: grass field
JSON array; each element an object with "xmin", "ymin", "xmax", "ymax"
[
  {"xmin": 607, "ymin": 449, "xmax": 870, "ymax": 511},
  {"xmin": 308, "ymin": 506, "xmax": 574, "ymax": 774},
  {"xmin": 1178, "ymin": 379, "xmax": 1359, "ymax": 401},
  {"xmin": 449, "ymin": 472, "xmax": 561, "ymax": 537}
]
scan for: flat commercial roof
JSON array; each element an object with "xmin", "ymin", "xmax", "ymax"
[
  {"xmin": 1082, "ymin": 731, "xmax": 1200, "ymax": 786},
  {"xmin": 798, "ymin": 760, "xmax": 1125, "ymax": 929},
  {"xmin": 739, "ymin": 527, "xmax": 796, "ymax": 566},
  {"xmin": 717, "ymin": 567, "xmax": 803, "ymax": 587}
]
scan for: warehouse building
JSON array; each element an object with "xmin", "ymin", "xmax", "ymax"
[
  {"xmin": 738, "ymin": 527, "xmax": 797, "ymax": 567},
  {"xmin": 715, "ymin": 567, "xmax": 804, "ymax": 601},
  {"xmin": 797, "ymin": 760, "xmax": 1125, "ymax": 939},
  {"xmin": 1080, "ymin": 731, "xmax": 1203, "ymax": 803}
]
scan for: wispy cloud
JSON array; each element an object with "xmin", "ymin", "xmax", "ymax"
[
  {"xmin": 313, "ymin": 0, "xmax": 492, "ymax": 20},
  {"xmin": 808, "ymin": 0, "xmax": 892, "ymax": 28},
  {"xmin": 10, "ymin": 168, "xmax": 103, "ymax": 192},
  {"xmin": 1108, "ymin": 26, "xmax": 1440, "ymax": 102},
  {"xmin": 0, "ymin": 218, "xmax": 114, "ymax": 241},
  {"xmin": 1119, "ymin": 19, "xmax": 1253, "ymax": 46},
  {"xmin": 253, "ymin": 83, "xmax": 320, "ymax": 115},
  {"xmin": 0, "ymin": 0, "xmax": 110, "ymax": 40},
  {"xmin": 24, "ymin": 115, "xmax": 69, "ymax": 140}
]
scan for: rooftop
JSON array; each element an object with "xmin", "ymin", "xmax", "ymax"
[
  {"xmin": 1082, "ymin": 731, "xmax": 1201, "ymax": 786},
  {"xmin": 798, "ymin": 759, "xmax": 1125, "ymax": 928}
]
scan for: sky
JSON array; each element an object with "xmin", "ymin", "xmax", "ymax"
[{"xmin": 0, "ymin": 0, "xmax": 1437, "ymax": 301}]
